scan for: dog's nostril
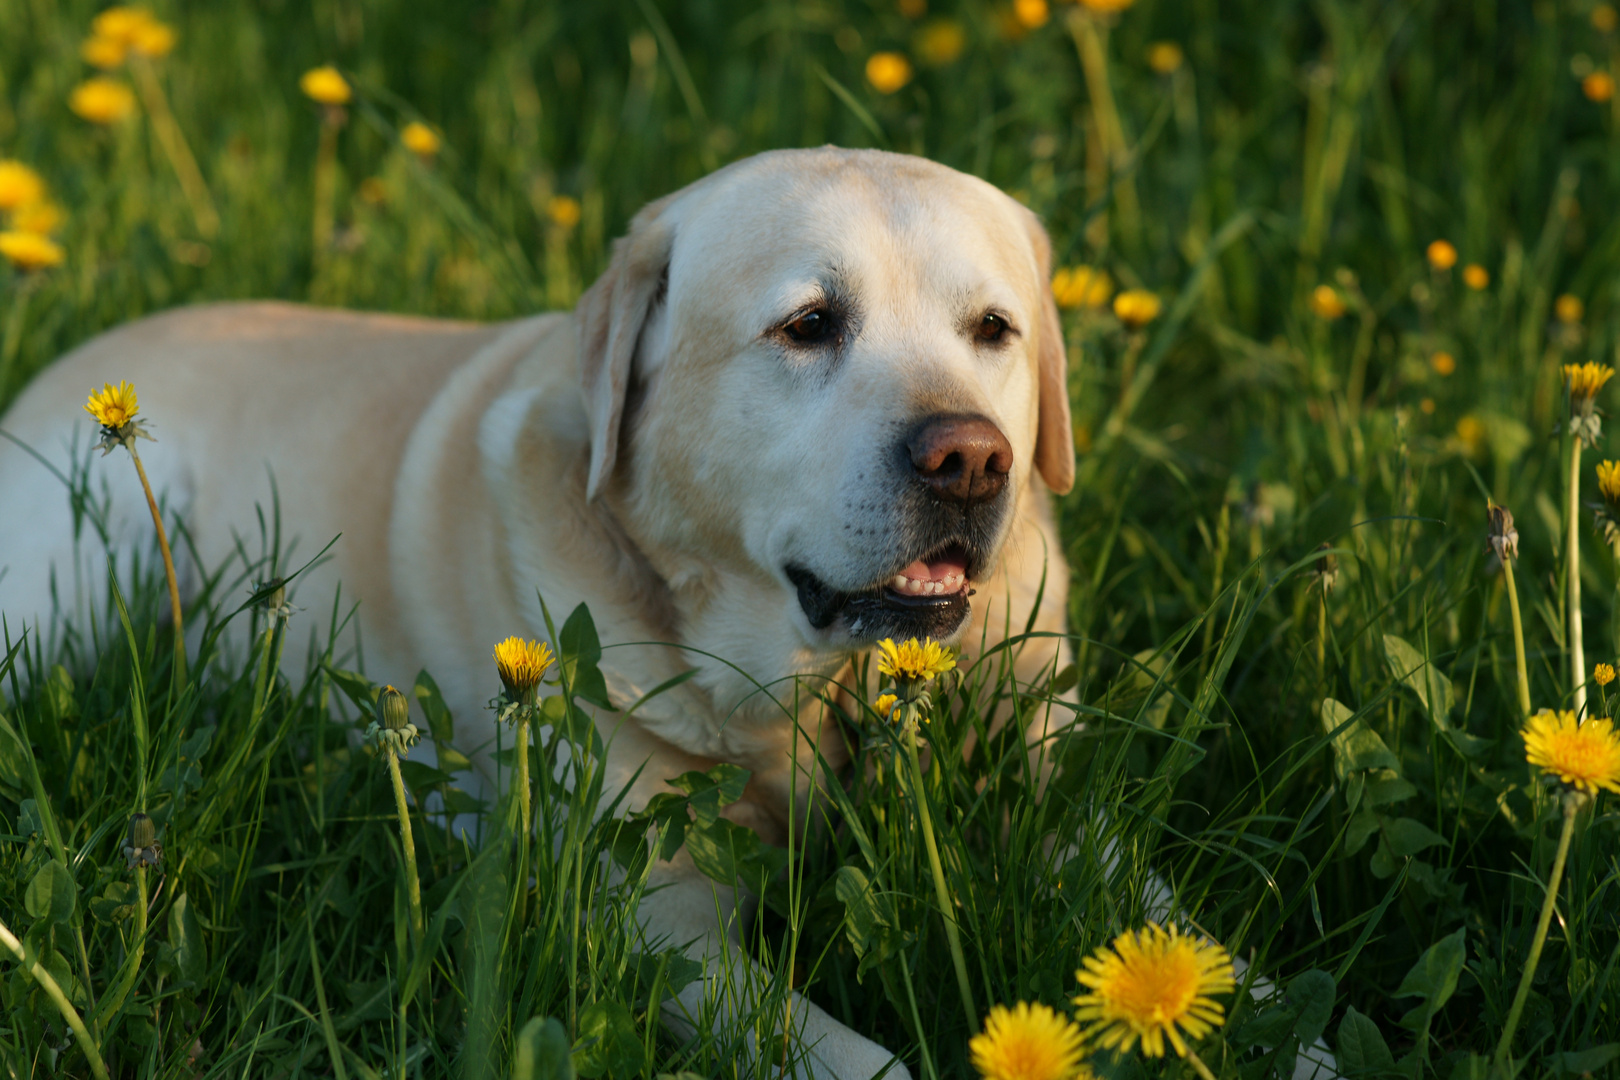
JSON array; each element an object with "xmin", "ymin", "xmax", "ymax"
[{"xmin": 907, "ymin": 414, "xmax": 1014, "ymax": 504}]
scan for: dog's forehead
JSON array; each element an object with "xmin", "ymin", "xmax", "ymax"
[{"xmin": 670, "ymin": 152, "xmax": 1037, "ymax": 300}]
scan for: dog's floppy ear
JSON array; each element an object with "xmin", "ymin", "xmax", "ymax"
[
  {"xmin": 576, "ymin": 198, "xmax": 676, "ymax": 500},
  {"xmin": 1022, "ymin": 209, "xmax": 1075, "ymax": 494}
]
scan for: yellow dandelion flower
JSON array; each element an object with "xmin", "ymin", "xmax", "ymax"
[
  {"xmin": 1595, "ymin": 663, "xmax": 1616, "ymax": 688},
  {"xmin": 11, "ymin": 200, "xmax": 64, "ymax": 236},
  {"xmin": 69, "ymin": 77, "xmax": 137, "ymax": 124},
  {"xmin": 1113, "ymin": 290, "xmax": 1162, "ymax": 330},
  {"xmin": 1073, "ymin": 922, "xmax": 1235, "ymax": 1059},
  {"xmin": 494, "ymin": 636, "xmax": 555, "ymax": 698},
  {"xmin": 0, "ymin": 161, "xmax": 47, "ymax": 212},
  {"xmin": 1596, "ymin": 3, "xmax": 1619, "ymax": 32},
  {"xmin": 300, "ymin": 65, "xmax": 352, "ymax": 106},
  {"xmin": 401, "ymin": 121, "xmax": 440, "ymax": 157},
  {"xmin": 547, "ymin": 195, "xmax": 581, "ymax": 229},
  {"xmin": 866, "ymin": 52, "xmax": 914, "ymax": 94},
  {"xmin": 969, "ymin": 1001, "xmax": 1090, "ymax": 1080},
  {"xmin": 1419, "ymin": 397, "xmax": 1436, "ymax": 415},
  {"xmin": 876, "ymin": 637, "xmax": 957, "ymax": 682},
  {"xmin": 1077, "ymin": 0, "xmax": 1136, "ymax": 12},
  {"xmin": 1584, "ymin": 71, "xmax": 1616, "ymax": 102},
  {"xmin": 0, "ymin": 231, "xmax": 65, "ymax": 272},
  {"xmin": 1522, "ymin": 709, "xmax": 1620, "ymax": 795},
  {"xmin": 1564, "ymin": 361, "xmax": 1613, "ymax": 401},
  {"xmin": 1147, "ymin": 42, "xmax": 1184, "ymax": 74},
  {"xmin": 916, "ymin": 20, "xmax": 966, "ymax": 65},
  {"xmin": 1052, "ymin": 266, "xmax": 1113, "ymax": 309},
  {"xmin": 1557, "ymin": 294, "xmax": 1586, "ymax": 324},
  {"xmin": 91, "ymin": 6, "xmax": 155, "ymax": 45},
  {"xmin": 1599, "ymin": 460, "xmax": 1620, "ymax": 505},
  {"xmin": 1309, "ymin": 284, "xmax": 1346, "ymax": 320},
  {"xmin": 1463, "ymin": 263, "xmax": 1490, "ymax": 290},
  {"xmin": 84, "ymin": 381, "xmax": 139, "ymax": 428},
  {"xmin": 1430, "ymin": 351, "xmax": 1456, "ymax": 376},
  {"xmin": 875, "ymin": 693, "xmax": 899, "ymax": 721},
  {"xmin": 81, "ymin": 35, "xmax": 128, "ymax": 69},
  {"xmin": 130, "ymin": 19, "xmax": 175, "ymax": 58},
  {"xmin": 1013, "ymin": 0, "xmax": 1050, "ymax": 30},
  {"xmin": 1426, "ymin": 239, "xmax": 1458, "ymax": 270}
]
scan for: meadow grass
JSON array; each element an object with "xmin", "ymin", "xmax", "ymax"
[{"xmin": 3, "ymin": 0, "xmax": 1620, "ymax": 1077}]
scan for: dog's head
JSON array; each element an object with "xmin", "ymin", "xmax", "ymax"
[{"xmin": 576, "ymin": 148, "xmax": 1071, "ymax": 687}]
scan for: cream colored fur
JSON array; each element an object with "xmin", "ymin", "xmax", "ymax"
[{"xmin": 0, "ymin": 148, "xmax": 1082, "ymax": 1078}]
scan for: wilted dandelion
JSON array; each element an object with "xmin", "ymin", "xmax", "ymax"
[
  {"xmin": 866, "ymin": 52, "xmax": 914, "ymax": 93},
  {"xmin": 916, "ymin": 20, "xmax": 966, "ymax": 64},
  {"xmin": 1013, "ymin": 0, "xmax": 1050, "ymax": 30},
  {"xmin": 300, "ymin": 65, "xmax": 352, "ymax": 106},
  {"xmin": 367, "ymin": 683, "xmax": 425, "ymax": 996},
  {"xmin": 1309, "ymin": 284, "xmax": 1346, "ymax": 320},
  {"xmin": 1584, "ymin": 71, "xmax": 1616, "ymax": 102},
  {"xmin": 401, "ymin": 121, "xmax": 440, "ymax": 158},
  {"xmin": 1431, "ymin": 351, "xmax": 1456, "ymax": 376},
  {"xmin": 1146, "ymin": 41, "xmax": 1183, "ymax": 73},
  {"xmin": 1426, "ymin": 239, "xmax": 1458, "ymax": 270},
  {"xmin": 1052, "ymin": 266, "xmax": 1113, "ymax": 309},
  {"xmin": 1073, "ymin": 922, "xmax": 1235, "ymax": 1074},
  {"xmin": 1463, "ymin": 263, "xmax": 1490, "ymax": 290},
  {"xmin": 969, "ymin": 1002, "xmax": 1089, "ymax": 1080},
  {"xmin": 69, "ymin": 77, "xmax": 137, "ymax": 124},
  {"xmin": 1112, "ymin": 290, "xmax": 1161, "ymax": 330},
  {"xmin": 0, "ymin": 231, "xmax": 65, "ymax": 271},
  {"xmin": 122, "ymin": 812, "xmax": 161, "ymax": 870}
]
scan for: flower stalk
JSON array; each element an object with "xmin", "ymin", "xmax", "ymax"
[
  {"xmin": 0, "ymin": 914, "xmax": 109, "ymax": 1080},
  {"xmin": 493, "ymin": 636, "xmax": 555, "ymax": 929},
  {"xmin": 369, "ymin": 687, "xmax": 424, "ymax": 947},
  {"xmin": 129, "ymin": 54, "xmax": 217, "ymax": 238},
  {"xmin": 1490, "ymin": 503, "xmax": 1532, "ymax": 719},
  {"xmin": 1564, "ymin": 363, "xmax": 1614, "ymax": 715}
]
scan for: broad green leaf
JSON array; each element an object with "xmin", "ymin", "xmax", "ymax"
[
  {"xmin": 167, "ymin": 892, "xmax": 206, "ymax": 983},
  {"xmin": 89, "ymin": 882, "xmax": 137, "ymax": 924},
  {"xmin": 1364, "ymin": 771, "xmax": 1418, "ymax": 807},
  {"xmin": 1395, "ymin": 928, "xmax": 1466, "ymax": 1036},
  {"xmin": 1336, "ymin": 1006, "xmax": 1395, "ymax": 1073},
  {"xmin": 511, "ymin": 1016, "xmax": 574, "ymax": 1080},
  {"xmin": 572, "ymin": 1000, "xmax": 644, "ymax": 1079},
  {"xmin": 1554, "ymin": 1044, "xmax": 1620, "ymax": 1074},
  {"xmin": 1344, "ymin": 809, "xmax": 1380, "ymax": 857},
  {"xmin": 1287, "ymin": 970, "xmax": 1336, "ymax": 1048},
  {"xmin": 834, "ymin": 865, "xmax": 890, "ymax": 958},
  {"xmin": 396, "ymin": 760, "xmax": 455, "ymax": 791},
  {"xmin": 1321, "ymin": 699, "xmax": 1399, "ymax": 780},
  {"xmin": 1449, "ymin": 1054, "xmax": 1489, "ymax": 1080},
  {"xmin": 325, "ymin": 666, "xmax": 377, "ymax": 714},
  {"xmin": 24, "ymin": 860, "xmax": 75, "ymax": 925},
  {"xmin": 413, "ymin": 670, "xmax": 455, "ymax": 742},
  {"xmin": 668, "ymin": 763, "xmax": 750, "ymax": 827},
  {"xmin": 1383, "ymin": 818, "xmax": 1447, "ymax": 858},
  {"xmin": 1383, "ymin": 635, "xmax": 1454, "ymax": 725},
  {"xmin": 560, "ymin": 603, "xmax": 615, "ymax": 711}
]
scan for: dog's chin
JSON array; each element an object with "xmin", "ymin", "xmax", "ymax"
[{"xmin": 786, "ymin": 544, "xmax": 976, "ymax": 645}]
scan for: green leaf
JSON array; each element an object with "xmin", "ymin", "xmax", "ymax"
[
  {"xmin": 685, "ymin": 817, "xmax": 785, "ymax": 899},
  {"xmin": 1449, "ymin": 1054, "xmax": 1490, "ymax": 1080},
  {"xmin": 1364, "ymin": 771, "xmax": 1418, "ymax": 807},
  {"xmin": 1321, "ymin": 698, "xmax": 1399, "ymax": 780},
  {"xmin": 24, "ymin": 861, "xmax": 75, "ymax": 925},
  {"xmin": 572, "ymin": 1000, "xmax": 644, "ymax": 1080},
  {"xmin": 1344, "ymin": 810, "xmax": 1380, "ymax": 857},
  {"xmin": 667, "ymin": 763, "xmax": 750, "ymax": 827},
  {"xmin": 1395, "ymin": 928, "xmax": 1467, "ymax": 1039},
  {"xmin": 1383, "ymin": 634, "xmax": 1454, "ymax": 726},
  {"xmin": 396, "ymin": 760, "xmax": 455, "ymax": 792},
  {"xmin": 1288, "ymin": 970, "xmax": 1336, "ymax": 1048},
  {"xmin": 559, "ymin": 604, "xmax": 615, "ymax": 711},
  {"xmin": 1383, "ymin": 818, "xmax": 1447, "ymax": 858},
  {"xmin": 167, "ymin": 892, "xmax": 206, "ymax": 983},
  {"xmin": 1337, "ymin": 1006, "xmax": 1395, "ymax": 1073},
  {"xmin": 325, "ymin": 666, "xmax": 378, "ymax": 714},
  {"xmin": 511, "ymin": 1016, "xmax": 574, "ymax": 1080},
  {"xmin": 413, "ymin": 670, "xmax": 455, "ymax": 742},
  {"xmin": 1554, "ymin": 1044, "xmax": 1620, "ymax": 1075},
  {"xmin": 89, "ymin": 882, "xmax": 138, "ymax": 924}
]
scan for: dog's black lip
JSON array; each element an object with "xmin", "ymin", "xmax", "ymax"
[{"xmin": 786, "ymin": 545, "xmax": 977, "ymax": 632}]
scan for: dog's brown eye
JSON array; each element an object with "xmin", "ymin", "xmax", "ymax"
[
  {"xmin": 785, "ymin": 310, "xmax": 832, "ymax": 343},
  {"xmin": 976, "ymin": 313, "xmax": 1009, "ymax": 343}
]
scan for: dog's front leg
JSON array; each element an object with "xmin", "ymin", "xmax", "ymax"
[{"xmin": 641, "ymin": 853, "xmax": 912, "ymax": 1080}]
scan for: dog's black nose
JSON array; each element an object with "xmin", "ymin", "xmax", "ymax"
[{"xmin": 907, "ymin": 415, "xmax": 1013, "ymax": 504}]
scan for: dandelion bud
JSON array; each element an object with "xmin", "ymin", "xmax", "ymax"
[
  {"xmin": 377, "ymin": 685, "xmax": 410, "ymax": 731},
  {"xmin": 123, "ymin": 812, "xmax": 162, "ymax": 869},
  {"xmin": 1487, "ymin": 503, "xmax": 1519, "ymax": 563}
]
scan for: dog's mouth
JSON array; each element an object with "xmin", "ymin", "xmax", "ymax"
[{"xmin": 786, "ymin": 542, "xmax": 977, "ymax": 643}]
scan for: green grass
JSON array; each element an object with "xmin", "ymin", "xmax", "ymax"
[{"xmin": 4, "ymin": 0, "xmax": 1620, "ymax": 1076}]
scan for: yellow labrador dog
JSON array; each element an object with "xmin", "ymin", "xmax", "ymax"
[{"xmin": 0, "ymin": 147, "xmax": 1074, "ymax": 1076}]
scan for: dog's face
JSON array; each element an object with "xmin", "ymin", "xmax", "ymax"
[{"xmin": 577, "ymin": 148, "xmax": 1072, "ymax": 695}]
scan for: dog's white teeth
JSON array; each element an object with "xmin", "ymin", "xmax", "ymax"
[{"xmin": 892, "ymin": 575, "xmax": 910, "ymax": 590}]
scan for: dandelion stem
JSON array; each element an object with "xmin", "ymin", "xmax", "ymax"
[
  {"xmin": 94, "ymin": 866, "xmax": 148, "ymax": 1027},
  {"xmin": 386, "ymin": 748, "xmax": 425, "ymax": 949},
  {"xmin": 1492, "ymin": 793, "xmax": 1582, "ymax": 1075},
  {"xmin": 1184, "ymin": 1047, "xmax": 1218, "ymax": 1080},
  {"xmin": 0, "ymin": 914, "xmax": 109, "ymax": 1080},
  {"xmin": 513, "ymin": 709, "xmax": 532, "ymax": 928},
  {"xmin": 1503, "ymin": 558, "xmax": 1533, "ymax": 719},
  {"xmin": 128, "ymin": 445, "xmax": 185, "ymax": 685},
  {"xmin": 902, "ymin": 721, "xmax": 978, "ymax": 1036},
  {"xmin": 1569, "ymin": 440, "xmax": 1588, "ymax": 716},
  {"xmin": 1316, "ymin": 590, "xmax": 1328, "ymax": 676},
  {"xmin": 130, "ymin": 55, "xmax": 218, "ymax": 239}
]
